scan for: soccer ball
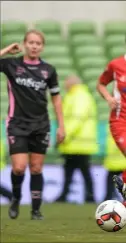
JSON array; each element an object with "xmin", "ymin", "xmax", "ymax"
[{"xmin": 95, "ymin": 200, "xmax": 126, "ymax": 232}]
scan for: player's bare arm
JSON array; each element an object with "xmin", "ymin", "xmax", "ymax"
[
  {"xmin": 51, "ymin": 94, "xmax": 65, "ymax": 144},
  {"xmin": 97, "ymin": 81, "xmax": 119, "ymax": 111},
  {"xmin": 0, "ymin": 43, "xmax": 22, "ymax": 56}
]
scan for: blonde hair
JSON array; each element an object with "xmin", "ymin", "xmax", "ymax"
[{"xmin": 24, "ymin": 29, "xmax": 45, "ymax": 45}]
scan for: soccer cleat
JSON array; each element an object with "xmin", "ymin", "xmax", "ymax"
[
  {"xmin": 31, "ymin": 210, "xmax": 44, "ymax": 220},
  {"xmin": 122, "ymin": 183, "xmax": 126, "ymax": 199},
  {"xmin": 55, "ymin": 196, "xmax": 66, "ymax": 203},
  {"xmin": 113, "ymin": 175, "xmax": 123, "ymax": 193},
  {"xmin": 113, "ymin": 175, "xmax": 126, "ymax": 200},
  {"xmin": 8, "ymin": 197, "xmax": 20, "ymax": 219}
]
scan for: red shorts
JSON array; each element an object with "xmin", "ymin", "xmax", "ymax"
[{"xmin": 110, "ymin": 121, "xmax": 126, "ymax": 155}]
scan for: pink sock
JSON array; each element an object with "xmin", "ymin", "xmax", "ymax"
[{"xmin": 122, "ymin": 170, "xmax": 126, "ymax": 183}]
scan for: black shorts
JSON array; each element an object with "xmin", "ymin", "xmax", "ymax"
[{"xmin": 7, "ymin": 119, "xmax": 50, "ymax": 155}]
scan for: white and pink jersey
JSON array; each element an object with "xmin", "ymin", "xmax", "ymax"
[{"xmin": 99, "ymin": 55, "xmax": 126, "ymax": 123}]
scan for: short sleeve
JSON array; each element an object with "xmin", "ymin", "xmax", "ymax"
[
  {"xmin": 48, "ymin": 68, "xmax": 60, "ymax": 96},
  {"xmin": 99, "ymin": 62, "xmax": 114, "ymax": 85},
  {"xmin": 0, "ymin": 58, "xmax": 10, "ymax": 74}
]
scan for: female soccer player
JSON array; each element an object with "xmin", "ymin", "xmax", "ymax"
[
  {"xmin": 0, "ymin": 30, "xmax": 65, "ymax": 220},
  {"xmin": 97, "ymin": 54, "xmax": 126, "ymax": 200}
]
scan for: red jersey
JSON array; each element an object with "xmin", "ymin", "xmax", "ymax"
[{"xmin": 99, "ymin": 55, "xmax": 126, "ymax": 122}]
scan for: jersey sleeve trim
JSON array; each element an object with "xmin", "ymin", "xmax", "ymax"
[
  {"xmin": 49, "ymin": 86, "xmax": 60, "ymax": 96},
  {"xmin": 99, "ymin": 61, "xmax": 114, "ymax": 85},
  {"xmin": 48, "ymin": 66, "xmax": 60, "ymax": 95}
]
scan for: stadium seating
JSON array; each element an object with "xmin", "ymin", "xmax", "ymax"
[
  {"xmin": 78, "ymin": 56, "xmax": 107, "ymax": 70},
  {"xmin": 74, "ymin": 45, "xmax": 105, "ymax": 58},
  {"xmin": 42, "ymin": 44, "xmax": 70, "ymax": 58},
  {"xmin": 35, "ymin": 20, "xmax": 62, "ymax": 35},
  {"xmin": 82, "ymin": 68, "xmax": 103, "ymax": 82},
  {"xmin": 45, "ymin": 34, "xmax": 65, "ymax": 45},
  {"xmin": 70, "ymin": 34, "xmax": 100, "ymax": 47},
  {"xmin": 104, "ymin": 34, "xmax": 125, "ymax": 49},
  {"xmin": 109, "ymin": 46, "xmax": 126, "ymax": 60},
  {"xmin": 43, "ymin": 56, "xmax": 73, "ymax": 69},
  {"xmin": 104, "ymin": 21, "xmax": 126, "ymax": 35},
  {"xmin": 2, "ymin": 34, "xmax": 23, "ymax": 48},
  {"xmin": 68, "ymin": 21, "xmax": 97, "ymax": 36},
  {"xmin": 57, "ymin": 68, "xmax": 78, "ymax": 80},
  {"xmin": 1, "ymin": 21, "xmax": 27, "ymax": 36}
]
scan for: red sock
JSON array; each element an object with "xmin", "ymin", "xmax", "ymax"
[{"xmin": 122, "ymin": 170, "xmax": 126, "ymax": 183}]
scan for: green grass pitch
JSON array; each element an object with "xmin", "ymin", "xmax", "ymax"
[{"xmin": 1, "ymin": 203, "xmax": 126, "ymax": 243}]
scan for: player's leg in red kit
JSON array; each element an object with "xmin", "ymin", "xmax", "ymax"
[
  {"xmin": 111, "ymin": 127, "xmax": 126, "ymax": 200},
  {"xmin": 122, "ymin": 170, "xmax": 126, "ymax": 183},
  {"xmin": 113, "ymin": 149, "xmax": 126, "ymax": 200},
  {"xmin": 122, "ymin": 151, "xmax": 126, "ymax": 201}
]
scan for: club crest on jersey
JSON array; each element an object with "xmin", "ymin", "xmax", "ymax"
[
  {"xmin": 119, "ymin": 76, "xmax": 126, "ymax": 82},
  {"xmin": 9, "ymin": 136, "xmax": 15, "ymax": 144},
  {"xmin": 118, "ymin": 137, "xmax": 124, "ymax": 144},
  {"xmin": 41, "ymin": 70, "xmax": 48, "ymax": 79},
  {"xmin": 16, "ymin": 66, "xmax": 26, "ymax": 75}
]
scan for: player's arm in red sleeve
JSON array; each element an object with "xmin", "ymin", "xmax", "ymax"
[{"xmin": 96, "ymin": 62, "xmax": 114, "ymax": 102}]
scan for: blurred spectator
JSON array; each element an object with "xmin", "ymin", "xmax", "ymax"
[
  {"xmin": 103, "ymin": 126, "xmax": 126, "ymax": 201},
  {"xmin": 0, "ymin": 139, "xmax": 12, "ymax": 202},
  {"xmin": 55, "ymin": 76, "xmax": 98, "ymax": 203}
]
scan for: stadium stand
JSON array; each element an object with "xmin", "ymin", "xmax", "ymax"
[
  {"xmin": 103, "ymin": 21, "xmax": 126, "ymax": 35},
  {"xmin": 1, "ymin": 21, "xmax": 27, "ymax": 36},
  {"xmin": 35, "ymin": 20, "xmax": 62, "ymax": 35},
  {"xmin": 68, "ymin": 21, "xmax": 97, "ymax": 35}
]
